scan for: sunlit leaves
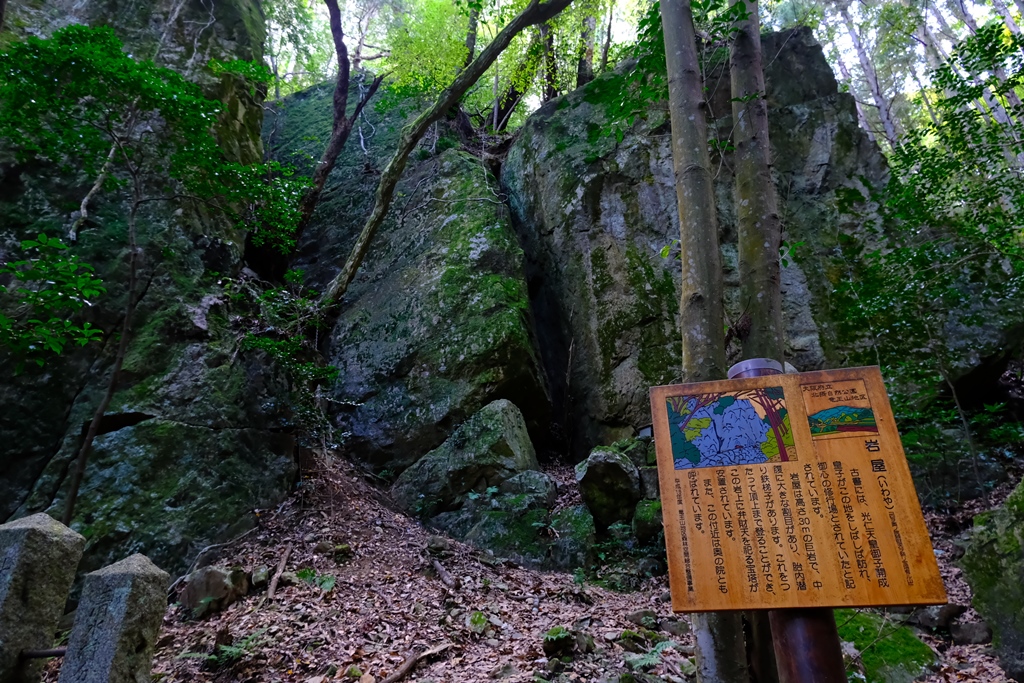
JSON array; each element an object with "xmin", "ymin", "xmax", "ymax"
[{"xmin": 384, "ymin": 0, "xmax": 470, "ymax": 98}]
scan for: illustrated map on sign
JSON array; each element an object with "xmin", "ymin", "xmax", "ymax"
[
  {"xmin": 666, "ymin": 387, "xmax": 796, "ymax": 469},
  {"xmin": 802, "ymin": 378, "xmax": 879, "ymax": 439}
]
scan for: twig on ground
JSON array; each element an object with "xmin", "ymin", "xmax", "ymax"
[
  {"xmin": 264, "ymin": 543, "xmax": 293, "ymax": 602},
  {"xmin": 431, "ymin": 558, "xmax": 457, "ymax": 589},
  {"xmin": 379, "ymin": 643, "xmax": 452, "ymax": 683}
]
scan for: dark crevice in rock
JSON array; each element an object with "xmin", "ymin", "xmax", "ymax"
[
  {"xmin": 242, "ymin": 230, "xmax": 290, "ymax": 282},
  {"xmin": 507, "ymin": 217, "xmax": 577, "ymax": 460},
  {"xmin": 951, "ymin": 331, "xmax": 1024, "ymax": 410},
  {"xmin": 82, "ymin": 411, "xmax": 156, "ymax": 437}
]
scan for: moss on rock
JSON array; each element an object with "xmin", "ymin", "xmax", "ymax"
[
  {"xmin": 961, "ymin": 481, "xmax": 1024, "ymax": 680},
  {"xmin": 835, "ymin": 609, "xmax": 936, "ymax": 683},
  {"xmin": 391, "ymin": 399, "xmax": 539, "ymax": 518},
  {"xmin": 576, "ymin": 448, "xmax": 642, "ymax": 530}
]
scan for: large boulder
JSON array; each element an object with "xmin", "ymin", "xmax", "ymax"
[
  {"xmin": 502, "ymin": 27, "xmax": 887, "ymax": 456},
  {"xmin": 391, "ymin": 400, "xmax": 540, "ymax": 517},
  {"xmin": 575, "ymin": 447, "xmax": 642, "ymax": 530},
  {"xmin": 961, "ymin": 481, "xmax": 1024, "ymax": 681}
]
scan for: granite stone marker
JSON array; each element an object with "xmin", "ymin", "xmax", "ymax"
[
  {"xmin": 58, "ymin": 554, "xmax": 169, "ymax": 683},
  {"xmin": 0, "ymin": 513, "xmax": 85, "ymax": 683}
]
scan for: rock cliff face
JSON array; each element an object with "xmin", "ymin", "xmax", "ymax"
[
  {"xmin": 502, "ymin": 27, "xmax": 887, "ymax": 456},
  {"xmin": 1, "ymin": 0, "xmax": 295, "ymax": 579},
  {"xmin": 265, "ymin": 85, "xmax": 549, "ymax": 474}
]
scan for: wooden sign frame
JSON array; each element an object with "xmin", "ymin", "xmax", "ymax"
[{"xmin": 650, "ymin": 366, "xmax": 946, "ymax": 612}]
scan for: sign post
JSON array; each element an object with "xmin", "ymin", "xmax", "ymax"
[{"xmin": 649, "ymin": 365, "xmax": 946, "ymax": 682}]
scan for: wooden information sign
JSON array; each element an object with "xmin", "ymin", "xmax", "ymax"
[{"xmin": 650, "ymin": 366, "xmax": 947, "ymax": 612}]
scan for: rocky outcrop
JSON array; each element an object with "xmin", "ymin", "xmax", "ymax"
[
  {"xmin": 961, "ymin": 481, "xmax": 1024, "ymax": 681},
  {"xmin": 0, "ymin": 0, "xmax": 295, "ymax": 580},
  {"xmin": 266, "ymin": 85, "xmax": 549, "ymax": 473},
  {"xmin": 391, "ymin": 400, "xmax": 540, "ymax": 517},
  {"xmin": 502, "ymin": 27, "xmax": 887, "ymax": 456},
  {"xmin": 390, "ymin": 400, "xmax": 594, "ymax": 569}
]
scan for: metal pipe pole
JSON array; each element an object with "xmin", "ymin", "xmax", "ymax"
[
  {"xmin": 727, "ymin": 359, "xmax": 849, "ymax": 683},
  {"xmin": 768, "ymin": 609, "xmax": 848, "ymax": 683}
]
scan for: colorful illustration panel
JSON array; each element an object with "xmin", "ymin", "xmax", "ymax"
[{"xmin": 666, "ymin": 386, "xmax": 796, "ymax": 469}]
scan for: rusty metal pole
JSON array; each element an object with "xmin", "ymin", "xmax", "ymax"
[
  {"xmin": 768, "ymin": 608, "xmax": 848, "ymax": 683},
  {"xmin": 728, "ymin": 359, "xmax": 849, "ymax": 683}
]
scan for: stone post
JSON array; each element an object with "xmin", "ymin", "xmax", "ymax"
[
  {"xmin": 0, "ymin": 513, "xmax": 85, "ymax": 683},
  {"xmin": 58, "ymin": 554, "xmax": 168, "ymax": 683}
]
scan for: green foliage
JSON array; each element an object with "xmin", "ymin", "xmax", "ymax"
[
  {"xmin": 466, "ymin": 485, "xmax": 500, "ymax": 501},
  {"xmin": 208, "ymin": 58, "xmax": 273, "ymax": 97},
  {"xmin": 829, "ymin": 22, "xmax": 1024, "ymax": 485},
  {"xmin": 382, "ymin": 0, "xmax": 470, "ymax": 103},
  {"xmin": 241, "ymin": 336, "xmax": 339, "ymax": 384},
  {"xmin": 543, "ymin": 625, "xmax": 573, "ymax": 644},
  {"xmin": 296, "ymin": 567, "xmax": 337, "ymax": 592},
  {"xmin": 264, "ymin": 0, "xmax": 334, "ymax": 98},
  {"xmin": 623, "ymin": 639, "xmax": 681, "ymax": 671},
  {"xmin": 226, "ymin": 272, "xmax": 338, "ymax": 444},
  {"xmin": 469, "ymin": 610, "xmax": 489, "ymax": 632},
  {"xmin": 178, "ymin": 628, "xmax": 268, "ymax": 668},
  {"xmin": 0, "ymin": 25, "xmax": 307, "ymax": 255},
  {"xmin": 598, "ymin": 0, "xmax": 748, "ymax": 142},
  {"xmin": 0, "ymin": 234, "xmax": 105, "ymax": 368}
]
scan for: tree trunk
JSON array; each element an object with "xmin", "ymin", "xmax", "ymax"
[
  {"xmin": 465, "ymin": 7, "xmax": 480, "ymax": 66},
  {"xmin": 576, "ymin": 15, "xmax": 596, "ymax": 87},
  {"xmin": 911, "ymin": 68, "xmax": 941, "ymax": 127},
  {"xmin": 599, "ymin": 1, "xmax": 614, "ymax": 72},
  {"xmin": 836, "ymin": 55, "xmax": 877, "ymax": 143},
  {"xmin": 730, "ymin": 6, "xmax": 785, "ymax": 678},
  {"xmin": 660, "ymin": 0, "xmax": 728, "ymax": 383},
  {"xmin": 838, "ymin": 3, "xmax": 898, "ymax": 145},
  {"xmin": 730, "ymin": 0, "xmax": 784, "ymax": 364},
  {"xmin": 660, "ymin": 0, "xmax": 741, "ymax": 674},
  {"xmin": 993, "ymin": 0, "xmax": 1022, "ymax": 34},
  {"xmin": 268, "ymin": 38, "xmax": 281, "ymax": 100},
  {"xmin": 0, "ymin": 0, "xmax": 7, "ymax": 32},
  {"xmin": 541, "ymin": 22, "xmax": 559, "ymax": 101},
  {"xmin": 321, "ymin": 0, "xmax": 576, "ymax": 308},
  {"xmin": 293, "ymin": 0, "xmax": 383, "ymax": 244},
  {"xmin": 494, "ymin": 31, "xmax": 543, "ymax": 130}
]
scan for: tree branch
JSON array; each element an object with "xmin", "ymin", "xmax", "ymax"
[{"xmin": 320, "ymin": 0, "xmax": 575, "ymax": 308}]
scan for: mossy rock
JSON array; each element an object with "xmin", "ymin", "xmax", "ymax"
[
  {"xmin": 30, "ymin": 419, "xmax": 294, "ymax": 578},
  {"xmin": 575, "ymin": 448, "xmax": 642, "ymax": 530},
  {"xmin": 632, "ymin": 500, "xmax": 663, "ymax": 546},
  {"xmin": 497, "ymin": 470, "xmax": 558, "ymax": 512},
  {"xmin": 961, "ymin": 480, "xmax": 1024, "ymax": 680},
  {"xmin": 549, "ymin": 505, "xmax": 597, "ymax": 569},
  {"xmin": 835, "ymin": 609, "xmax": 936, "ymax": 683},
  {"xmin": 502, "ymin": 27, "xmax": 892, "ymax": 459},
  {"xmin": 0, "ymin": 0, "xmax": 298, "ymax": 590},
  {"xmin": 462, "ymin": 509, "xmax": 550, "ymax": 567},
  {"xmin": 269, "ymin": 85, "xmax": 549, "ymax": 473},
  {"xmin": 391, "ymin": 400, "xmax": 539, "ymax": 518}
]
